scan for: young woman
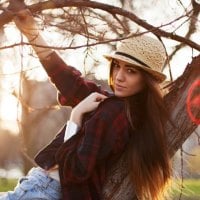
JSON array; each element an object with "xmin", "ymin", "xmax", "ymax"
[{"xmin": 1, "ymin": 10, "xmax": 171, "ymax": 200}]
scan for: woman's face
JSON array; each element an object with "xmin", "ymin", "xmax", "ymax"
[{"xmin": 111, "ymin": 59, "xmax": 145, "ymax": 97}]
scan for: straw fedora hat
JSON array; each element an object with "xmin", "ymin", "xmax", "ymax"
[{"xmin": 104, "ymin": 34, "xmax": 167, "ymax": 83}]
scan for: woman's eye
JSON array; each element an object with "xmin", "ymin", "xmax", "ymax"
[
  {"xmin": 127, "ymin": 68, "xmax": 136, "ymax": 73},
  {"xmin": 112, "ymin": 61, "xmax": 120, "ymax": 68}
]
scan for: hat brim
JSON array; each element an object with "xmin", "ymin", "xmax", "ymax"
[{"xmin": 104, "ymin": 54, "xmax": 166, "ymax": 83}]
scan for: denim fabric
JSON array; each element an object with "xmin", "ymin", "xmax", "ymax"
[{"xmin": 0, "ymin": 167, "xmax": 61, "ymax": 200}]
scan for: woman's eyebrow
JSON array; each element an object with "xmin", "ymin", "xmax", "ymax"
[
  {"xmin": 125, "ymin": 64, "xmax": 138, "ymax": 69},
  {"xmin": 112, "ymin": 60, "xmax": 119, "ymax": 65}
]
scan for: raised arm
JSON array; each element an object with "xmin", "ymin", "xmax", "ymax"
[
  {"xmin": 13, "ymin": 10, "xmax": 110, "ymax": 107},
  {"xmin": 14, "ymin": 10, "xmax": 53, "ymax": 62}
]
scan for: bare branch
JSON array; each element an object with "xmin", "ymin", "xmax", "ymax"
[
  {"xmin": 0, "ymin": 32, "xmax": 157, "ymax": 51},
  {"xmin": 1, "ymin": 0, "xmax": 199, "ymax": 51},
  {"xmin": 164, "ymin": 0, "xmax": 200, "ymax": 68},
  {"xmin": 28, "ymin": 0, "xmax": 200, "ymax": 51}
]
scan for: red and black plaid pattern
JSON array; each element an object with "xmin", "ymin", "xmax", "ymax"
[{"xmin": 35, "ymin": 52, "xmax": 131, "ymax": 200}]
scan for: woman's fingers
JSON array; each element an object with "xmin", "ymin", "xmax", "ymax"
[
  {"xmin": 70, "ymin": 92, "xmax": 108, "ymax": 125},
  {"xmin": 92, "ymin": 92, "xmax": 108, "ymax": 102},
  {"xmin": 15, "ymin": 9, "xmax": 30, "ymax": 19},
  {"xmin": 75, "ymin": 93, "xmax": 108, "ymax": 114},
  {"xmin": 14, "ymin": 9, "xmax": 32, "ymax": 26},
  {"xmin": 89, "ymin": 93, "xmax": 108, "ymax": 110}
]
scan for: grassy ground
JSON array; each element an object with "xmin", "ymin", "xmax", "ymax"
[
  {"xmin": 0, "ymin": 178, "xmax": 199, "ymax": 199},
  {"xmin": 170, "ymin": 179, "xmax": 200, "ymax": 200},
  {"xmin": 0, "ymin": 178, "xmax": 17, "ymax": 192}
]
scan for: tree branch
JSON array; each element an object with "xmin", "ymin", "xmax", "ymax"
[
  {"xmin": 164, "ymin": 0, "xmax": 200, "ymax": 68},
  {"xmin": 1, "ymin": 0, "xmax": 199, "ymax": 51}
]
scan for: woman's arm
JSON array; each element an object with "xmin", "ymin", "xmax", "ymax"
[
  {"xmin": 14, "ymin": 9, "xmax": 53, "ymax": 62},
  {"xmin": 64, "ymin": 92, "xmax": 107, "ymax": 141},
  {"xmin": 56, "ymin": 97, "xmax": 130, "ymax": 183},
  {"xmin": 13, "ymin": 10, "xmax": 110, "ymax": 107},
  {"xmin": 70, "ymin": 92, "xmax": 108, "ymax": 127}
]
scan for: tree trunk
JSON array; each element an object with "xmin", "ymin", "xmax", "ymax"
[{"xmin": 102, "ymin": 55, "xmax": 200, "ymax": 199}]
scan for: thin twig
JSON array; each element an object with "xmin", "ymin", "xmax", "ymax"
[{"xmin": 1, "ymin": 1, "xmax": 199, "ymax": 51}]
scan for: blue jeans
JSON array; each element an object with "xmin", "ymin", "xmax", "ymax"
[{"xmin": 0, "ymin": 167, "xmax": 61, "ymax": 200}]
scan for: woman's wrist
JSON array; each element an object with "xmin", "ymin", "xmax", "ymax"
[{"xmin": 70, "ymin": 108, "xmax": 84, "ymax": 127}]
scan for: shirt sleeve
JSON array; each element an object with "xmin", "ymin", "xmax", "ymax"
[
  {"xmin": 40, "ymin": 51, "xmax": 110, "ymax": 107},
  {"xmin": 64, "ymin": 121, "xmax": 80, "ymax": 142},
  {"xmin": 34, "ymin": 125, "xmax": 66, "ymax": 169},
  {"xmin": 55, "ymin": 98, "xmax": 130, "ymax": 184}
]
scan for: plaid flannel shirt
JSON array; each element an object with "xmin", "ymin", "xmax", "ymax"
[{"xmin": 34, "ymin": 52, "xmax": 131, "ymax": 200}]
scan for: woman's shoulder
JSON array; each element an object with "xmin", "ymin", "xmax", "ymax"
[
  {"xmin": 101, "ymin": 95, "xmax": 124, "ymax": 107},
  {"xmin": 96, "ymin": 96, "xmax": 126, "ymax": 119}
]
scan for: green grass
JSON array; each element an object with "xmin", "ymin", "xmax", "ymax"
[
  {"xmin": 0, "ymin": 178, "xmax": 199, "ymax": 199},
  {"xmin": 170, "ymin": 179, "xmax": 200, "ymax": 200},
  {"xmin": 0, "ymin": 178, "xmax": 18, "ymax": 192}
]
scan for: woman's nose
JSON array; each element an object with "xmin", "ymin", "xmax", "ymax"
[{"xmin": 115, "ymin": 68, "xmax": 125, "ymax": 82}]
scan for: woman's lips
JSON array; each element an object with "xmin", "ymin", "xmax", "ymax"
[{"xmin": 114, "ymin": 83, "xmax": 126, "ymax": 90}]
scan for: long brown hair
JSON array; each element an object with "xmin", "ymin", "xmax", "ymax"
[{"xmin": 110, "ymin": 63, "xmax": 171, "ymax": 199}]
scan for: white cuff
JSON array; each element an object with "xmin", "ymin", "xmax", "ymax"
[{"xmin": 64, "ymin": 121, "xmax": 80, "ymax": 142}]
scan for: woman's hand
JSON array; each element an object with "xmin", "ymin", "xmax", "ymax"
[
  {"xmin": 70, "ymin": 92, "xmax": 108, "ymax": 127},
  {"xmin": 13, "ymin": 9, "xmax": 39, "ymax": 39},
  {"xmin": 74, "ymin": 92, "xmax": 108, "ymax": 114},
  {"xmin": 13, "ymin": 9, "xmax": 53, "ymax": 60}
]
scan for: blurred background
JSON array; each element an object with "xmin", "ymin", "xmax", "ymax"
[{"xmin": 0, "ymin": 0, "xmax": 199, "ymax": 199}]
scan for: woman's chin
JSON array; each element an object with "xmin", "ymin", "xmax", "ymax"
[{"xmin": 114, "ymin": 91, "xmax": 127, "ymax": 98}]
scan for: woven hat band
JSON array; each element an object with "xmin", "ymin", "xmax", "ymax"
[{"xmin": 115, "ymin": 51, "xmax": 151, "ymax": 69}]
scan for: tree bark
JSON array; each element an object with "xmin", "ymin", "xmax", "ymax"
[{"xmin": 102, "ymin": 55, "xmax": 200, "ymax": 199}]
